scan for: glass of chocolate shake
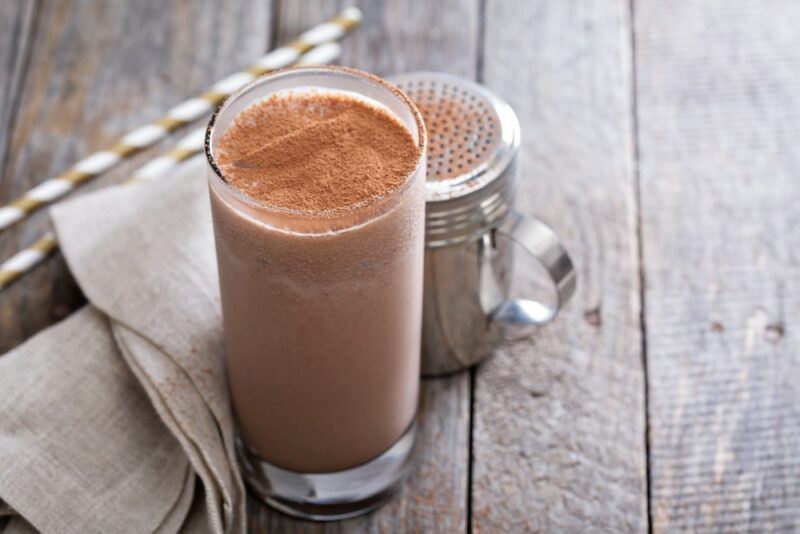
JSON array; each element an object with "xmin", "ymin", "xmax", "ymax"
[{"xmin": 205, "ymin": 66, "xmax": 426, "ymax": 520}]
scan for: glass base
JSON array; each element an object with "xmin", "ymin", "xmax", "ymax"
[{"xmin": 237, "ymin": 421, "xmax": 417, "ymax": 521}]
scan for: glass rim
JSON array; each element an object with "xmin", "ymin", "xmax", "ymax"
[{"xmin": 205, "ymin": 65, "xmax": 427, "ymax": 221}]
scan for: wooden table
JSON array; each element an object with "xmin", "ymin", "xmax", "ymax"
[{"xmin": 1, "ymin": 1, "xmax": 798, "ymax": 531}]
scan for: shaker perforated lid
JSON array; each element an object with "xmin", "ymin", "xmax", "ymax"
[{"xmin": 390, "ymin": 72, "xmax": 520, "ymax": 202}]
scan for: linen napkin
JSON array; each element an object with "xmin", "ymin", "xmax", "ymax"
[{"xmin": 0, "ymin": 157, "xmax": 244, "ymax": 533}]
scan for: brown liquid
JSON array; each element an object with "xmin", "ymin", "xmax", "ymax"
[{"xmin": 209, "ymin": 91, "xmax": 424, "ymax": 472}]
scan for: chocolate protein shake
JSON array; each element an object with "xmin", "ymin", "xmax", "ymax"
[{"xmin": 206, "ymin": 67, "xmax": 426, "ymax": 518}]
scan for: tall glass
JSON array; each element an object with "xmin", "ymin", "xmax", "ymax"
[{"xmin": 205, "ymin": 67, "xmax": 427, "ymax": 520}]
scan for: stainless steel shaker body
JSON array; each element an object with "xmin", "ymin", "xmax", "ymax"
[{"xmin": 391, "ymin": 73, "xmax": 576, "ymax": 376}]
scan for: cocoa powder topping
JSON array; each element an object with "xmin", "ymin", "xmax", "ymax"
[{"xmin": 215, "ymin": 91, "xmax": 420, "ymax": 212}]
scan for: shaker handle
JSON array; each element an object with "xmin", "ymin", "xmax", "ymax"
[{"xmin": 488, "ymin": 211, "xmax": 576, "ymax": 325}]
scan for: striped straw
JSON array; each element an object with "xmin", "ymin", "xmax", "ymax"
[
  {"xmin": 0, "ymin": 233, "xmax": 58, "ymax": 290},
  {"xmin": 0, "ymin": 7, "xmax": 362, "ymax": 234},
  {"xmin": 0, "ymin": 40, "xmax": 345, "ymax": 292}
]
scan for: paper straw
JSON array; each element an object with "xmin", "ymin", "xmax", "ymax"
[
  {"xmin": 0, "ymin": 40, "xmax": 345, "ymax": 292},
  {"xmin": 0, "ymin": 7, "xmax": 361, "ymax": 234},
  {"xmin": 0, "ymin": 233, "xmax": 58, "ymax": 290}
]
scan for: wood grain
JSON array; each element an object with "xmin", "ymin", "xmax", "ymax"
[
  {"xmin": 276, "ymin": 0, "xmax": 480, "ymax": 79},
  {"xmin": 0, "ymin": 0, "xmax": 272, "ymax": 352},
  {"xmin": 245, "ymin": 1, "xmax": 479, "ymax": 531},
  {"xmin": 0, "ymin": 0, "xmax": 36, "ymax": 183},
  {"xmin": 471, "ymin": 1, "xmax": 648, "ymax": 531},
  {"xmin": 635, "ymin": 1, "xmax": 800, "ymax": 531}
]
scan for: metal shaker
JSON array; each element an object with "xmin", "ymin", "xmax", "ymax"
[{"xmin": 390, "ymin": 72, "xmax": 576, "ymax": 376}]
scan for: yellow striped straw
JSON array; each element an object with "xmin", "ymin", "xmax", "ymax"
[
  {"xmin": 0, "ymin": 233, "xmax": 58, "ymax": 290},
  {"xmin": 0, "ymin": 40, "xmax": 345, "ymax": 292},
  {"xmin": 0, "ymin": 7, "xmax": 362, "ymax": 234}
]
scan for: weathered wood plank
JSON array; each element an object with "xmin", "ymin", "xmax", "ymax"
[
  {"xmin": 246, "ymin": 1, "xmax": 479, "ymax": 531},
  {"xmin": 0, "ymin": 0, "xmax": 272, "ymax": 352},
  {"xmin": 276, "ymin": 0, "xmax": 480, "ymax": 79},
  {"xmin": 472, "ymin": 1, "xmax": 648, "ymax": 531},
  {"xmin": 0, "ymin": 0, "xmax": 36, "ymax": 183},
  {"xmin": 635, "ymin": 1, "xmax": 800, "ymax": 531}
]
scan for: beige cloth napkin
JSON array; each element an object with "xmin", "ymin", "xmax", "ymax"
[{"xmin": 0, "ymin": 157, "xmax": 245, "ymax": 533}]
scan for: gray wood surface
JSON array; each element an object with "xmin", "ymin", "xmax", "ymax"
[
  {"xmin": 471, "ymin": 0, "xmax": 648, "ymax": 531},
  {"xmin": 0, "ymin": 0, "xmax": 35, "ymax": 186},
  {"xmin": 246, "ymin": 1, "xmax": 478, "ymax": 531},
  {"xmin": 0, "ymin": 0, "xmax": 272, "ymax": 352},
  {"xmin": 635, "ymin": 1, "xmax": 800, "ymax": 531}
]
